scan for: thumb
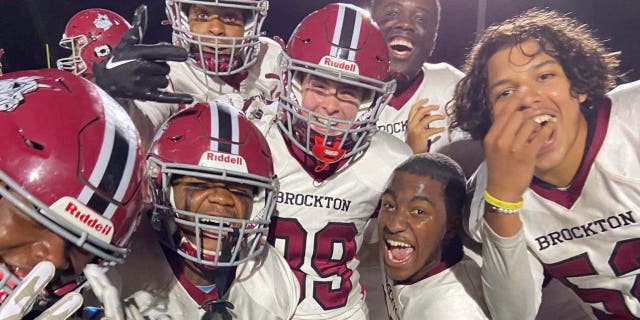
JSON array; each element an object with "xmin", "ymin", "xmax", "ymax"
[{"xmin": 116, "ymin": 4, "xmax": 148, "ymax": 49}]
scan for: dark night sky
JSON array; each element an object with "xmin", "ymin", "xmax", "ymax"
[{"xmin": 1, "ymin": 0, "xmax": 638, "ymax": 82}]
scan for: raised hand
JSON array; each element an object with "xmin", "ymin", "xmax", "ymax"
[
  {"xmin": 93, "ymin": 5, "xmax": 194, "ymax": 104},
  {"xmin": 0, "ymin": 261, "xmax": 83, "ymax": 320},
  {"xmin": 405, "ymin": 98, "xmax": 446, "ymax": 154},
  {"xmin": 483, "ymin": 106, "xmax": 557, "ymax": 204}
]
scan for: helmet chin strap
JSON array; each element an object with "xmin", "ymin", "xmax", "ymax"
[
  {"xmin": 192, "ymin": 51, "xmax": 242, "ymax": 74},
  {"xmin": 311, "ymin": 135, "xmax": 346, "ymax": 172}
]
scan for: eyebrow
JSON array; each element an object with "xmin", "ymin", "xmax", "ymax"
[
  {"xmin": 487, "ymin": 59, "xmax": 559, "ymax": 93},
  {"xmin": 382, "ymin": 190, "xmax": 435, "ymax": 206},
  {"xmin": 411, "ymin": 195, "xmax": 434, "ymax": 206}
]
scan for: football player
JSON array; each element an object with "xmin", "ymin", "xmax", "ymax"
[
  {"xmin": 110, "ymin": 101, "xmax": 299, "ymax": 319},
  {"xmin": 451, "ymin": 8, "xmax": 640, "ymax": 319},
  {"xmin": 370, "ymin": 0, "xmax": 476, "ymax": 156},
  {"xmin": 379, "ymin": 153, "xmax": 489, "ymax": 319},
  {"xmin": 264, "ymin": 4, "xmax": 412, "ymax": 319},
  {"xmin": 92, "ymin": 0, "xmax": 282, "ymax": 137},
  {"xmin": 57, "ymin": 8, "xmax": 131, "ymax": 82},
  {"xmin": 0, "ymin": 68, "xmax": 145, "ymax": 319}
]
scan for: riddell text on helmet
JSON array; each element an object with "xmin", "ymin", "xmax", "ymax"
[
  {"xmin": 320, "ymin": 56, "xmax": 359, "ymax": 74},
  {"xmin": 50, "ymin": 197, "xmax": 115, "ymax": 243}
]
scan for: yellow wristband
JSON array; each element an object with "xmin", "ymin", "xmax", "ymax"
[{"xmin": 483, "ymin": 190, "xmax": 523, "ymax": 211}]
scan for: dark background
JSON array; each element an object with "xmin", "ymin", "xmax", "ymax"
[{"xmin": 1, "ymin": 0, "xmax": 638, "ymax": 82}]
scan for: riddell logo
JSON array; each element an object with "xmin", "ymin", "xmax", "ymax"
[
  {"xmin": 51, "ymin": 197, "xmax": 114, "ymax": 243},
  {"xmin": 319, "ymin": 56, "xmax": 359, "ymax": 74},
  {"xmin": 207, "ymin": 152, "xmax": 243, "ymax": 165},
  {"xmin": 199, "ymin": 151, "xmax": 249, "ymax": 173}
]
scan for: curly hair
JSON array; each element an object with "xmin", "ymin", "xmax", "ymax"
[{"xmin": 447, "ymin": 8, "xmax": 620, "ymax": 140}]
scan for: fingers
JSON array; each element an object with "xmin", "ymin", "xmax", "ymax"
[
  {"xmin": 84, "ymin": 264, "xmax": 125, "ymax": 320},
  {"xmin": 116, "ymin": 5, "xmax": 148, "ymax": 49},
  {"xmin": 103, "ymin": 285, "xmax": 125, "ymax": 320},
  {"xmin": 146, "ymin": 91, "xmax": 195, "ymax": 104},
  {"xmin": 125, "ymin": 44, "xmax": 189, "ymax": 62},
  {"xmin": 33, "ymin": 292, "xmax": 83, "ymax": 320},
  {"xmin": 407, "ymin": 98, "xmax": 429, "ymax": 122},
  {"xmin": 133, "ymin": 5, "xmax": 148, "ymax": 40},
  {"xmin": 0, "ymin": 261, "xmax": 55, "ymax": 320}
]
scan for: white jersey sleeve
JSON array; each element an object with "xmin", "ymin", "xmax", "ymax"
[{"xmin": 376, "ymin": 62, "xmax": 466, "ymax": 152}]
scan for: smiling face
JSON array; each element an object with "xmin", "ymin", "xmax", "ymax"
[
  {"xmin": 378, "ymin": 171, "xmax": 449, "ymax": 282},
  {"xmin": 372, "ymin": 0, "xmax": 439, "ymax": 90},
  {"xmin": 486, "ymin": 40, "xmax": 588, "ymax": 186},
  {"xmin": 0, "ymin": 183, "xmax": 93, "ymax": 295},
  {"xmin": 171, "ymin": 175, "xmax": 254, "ymax": 258},
  {"xmin": 299, "ymin": 74, "xmax": 368, "ymax": 136}
]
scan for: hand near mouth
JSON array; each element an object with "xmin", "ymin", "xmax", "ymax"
[
  {"xmin": 406, "ymin": 99, "xmax": 445, "ymax": 154},
  {"xmin": 484, "ymin": 106, "xmax": 558, "ymax": 204}
]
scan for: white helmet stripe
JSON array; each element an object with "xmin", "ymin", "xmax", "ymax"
[
  {"xmin": 329, "ymin": 4, "xmax": 360, "ymax": 60},
  {"xmin": 208, "ymin": 102, "xmax": 241, "ymax": 155}
]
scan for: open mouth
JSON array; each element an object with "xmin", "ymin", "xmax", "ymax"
[
  {"xmin": 528, "ymin": 114, "xmax": 556, "ymax": 144},
  {"xmin": 388, "ymin": 38, "xmax": 414, "ymax": 59},
  {"xmin": 384, "ymin": 238, "xmax": 415, "ymax": 264}
]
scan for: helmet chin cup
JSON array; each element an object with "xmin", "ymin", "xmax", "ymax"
[
  {"xmin": 311, "ymin": 135, "xmax": 345, "ymax": 164},
  {"xmin": 192, "ymin": 52, "xmax": 242, "ymax": 75}
]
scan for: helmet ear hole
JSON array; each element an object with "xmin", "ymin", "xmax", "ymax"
[{"xmin": 58, "ymin": 9, "xmax": 131, "ymax": 76}]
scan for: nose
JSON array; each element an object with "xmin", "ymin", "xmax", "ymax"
[
  {"xmin": 204, "ymin": 187, "xmax": 235, "ymax": 207},
  {"xmin": 516, "ymin": 84, "xmax": 543, "ymax": 110},
  {"xmin": 321, "ymin": 95, "xmax": 342, "ymax": 117},
  {"xmin": 31, "ymin": 234, "xmax": 69, "ymax": 271},
  {"xmin": 385, "ymin": 209, "xmax": 409, "ymax": 234},
  {"xmin": 393, "ymin": 12, "xmax": 414, "ymax": 31},
  {"xmin": 207, "ymin": 16, "xmax": 226, "ymax": 36}
]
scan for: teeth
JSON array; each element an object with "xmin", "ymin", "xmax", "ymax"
[
  {"xmin": 200, "ymin": 218, "xmax": 218, "ymax": 224},
  {"xmin": 386, "ymin": 239, "xmax": 412, "ymax": 248},
  {"xmin": 534, "ymin": 114, "xmax": 553, "ymax": 124},
  {"xmin": 316, "ymin": 118, "xmax": 335, "ymax": 126},
  {"xmin": 389, "ymin": 39, "xmax": 414, "ymax": 50}
]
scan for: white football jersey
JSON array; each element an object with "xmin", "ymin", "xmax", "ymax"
[
  {"xmin": 135, "ymin": 37, "xmax": 283, "ymax": 128},
  {"xmin": 376, "ymin": 62, "xmax": 466, "ymax": 152},
  {"xmin": 383, "ymin": 254, "xmax": 490, "ymax": 320},
  {"xmin": 114, "ymin": 219, "xmax": 299, "ymax": 319},
  {"xmin": 468, "ymin": 81, "xmax": 640, "ymax": 318},
  {"xmin": 264, "ymin": 126, "xmax": 412, "ymax": 320}
]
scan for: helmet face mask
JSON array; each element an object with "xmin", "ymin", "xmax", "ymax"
[
  {"xmin": 276, "ymin": 3, "xmax": 396, "ymax": 165},
  {"xmin": 166, "ymin": 0, "xmax": 269, "ymax": 76},
  {"xmin": 148, "ymin": 102, "xmax": 278, "ymax": 268},
  {"xmin": 57, "ymin": 9, "xmax": 131, "ymax": 77},
  {"xmin": 0, "ymin": 69, "xmax": 145, "ymax": 304}
]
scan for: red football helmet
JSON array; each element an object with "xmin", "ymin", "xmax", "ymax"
[
  {"xmin": 57, "ymin": 9, "xmax": 130, "ymax": 77},
  {"xmin": 277, "ymin": 3, "xmax": 396, "ymax": 165},
  {"xmin": 148, "ymin": 101, "xmax": 278, "ymax": 267},
  {"xmin": 0, "ymin": 69, "xmax": 145, "ymax": 301},
  {"xmin": 165, "ymin": 0, "xmax": 269, "ymax": 76}
]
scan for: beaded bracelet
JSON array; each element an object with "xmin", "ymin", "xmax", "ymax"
[{"xmin": 483, "ymin": 190, "xmax": 523, "ymax": 214}]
